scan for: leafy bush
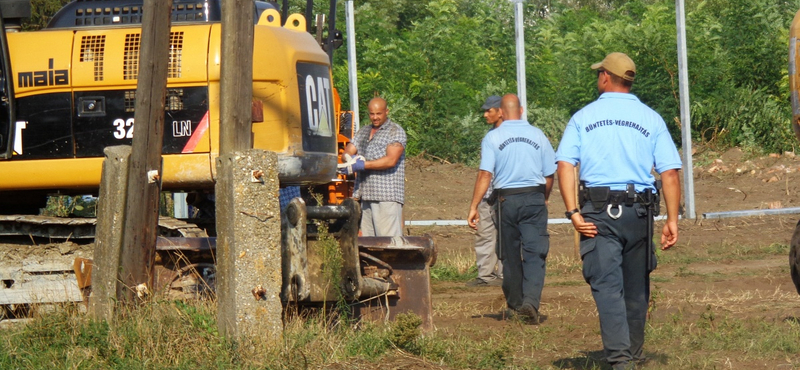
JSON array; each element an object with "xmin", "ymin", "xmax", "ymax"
[{"xmin": 691, "ymin": 86, "xmax": 793, "ymax": 153}]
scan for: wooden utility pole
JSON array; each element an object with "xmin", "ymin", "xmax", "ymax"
[
  {"xmin": 219, "ymin": 0, "xmax": 254, "ymax": 154},
  {"xmin": 118, "ymin": 0, "xmax": 173, "ymax": 301}
]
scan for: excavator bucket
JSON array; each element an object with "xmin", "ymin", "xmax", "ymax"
[
  {"xmin": 282, "ymin": 197, "xmax": 437, "ymax": 330},
  {"xmin": 352, "ymin": 235, "xmax": 436, "ymax": 331}
]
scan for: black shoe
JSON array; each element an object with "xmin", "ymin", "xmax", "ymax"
[
  {"xmin": 466, "ymin": 278, "xmax": 501, "ymax": 287},
  {"xmin": 486, "ymin": 278, "xmax": 503, "ymax": 286},
  {"xmin": 517, "ymin": 304, "xmax": 540, "ymax": 325}
]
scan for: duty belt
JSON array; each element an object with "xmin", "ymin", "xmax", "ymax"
[
  {"xmin": 578, "ymin": 182, "xmax": 661, "ymax": 219},
  {"xmin": 495, "ymin": 184, "xmax": 545, "ymax": 196}
]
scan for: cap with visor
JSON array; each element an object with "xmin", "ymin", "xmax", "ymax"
[
  {"xmin": 481, "ymin": 95, "xmax": 501, "ymax": 110},
  {"xmin": 591, "ymin": 52, "xmax": 636, "ymax": 82}
]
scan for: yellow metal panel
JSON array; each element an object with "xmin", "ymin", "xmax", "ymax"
[
  {"xmin": 251, "ymin": 81, "xmax": 288, "ymax": 153},
  {"xmin": 0, "ymin": 154, "xmax": 211, "ymax": 191},
  {"xmin": 208, "ymin": 24, "xmax": 221, "ymax": 82},
  {"xmin": 162, "ymin": 153, "xmax": 213, "ymax": 189},
  {"xmin": 250, "ymin": 25, "xmax": 330, "ymax": 156},
  {"xmin": 72, "ymin": 25, "xmax": 211, "ymax": 88},
  {"xmin": 8, "ymin": 30, "xmax": 74, "ymax": 98}
]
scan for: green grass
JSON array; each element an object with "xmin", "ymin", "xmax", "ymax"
[
  {"xmin": 430, "ymin": 263, "xmax": 477, "ymax": 282},
  {"xmin": 0, "ymin": 302, "xmax": 552, "ymax": 370},
  {"xmin": 1, "ymin": 291, "xmax": 798, "ymax": 370},
  {"xmin": 2, "ymin": 235, "xmax": 798, "ymax": 369}
]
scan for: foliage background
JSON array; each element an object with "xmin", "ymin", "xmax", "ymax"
[
  {"xmin": 324, "ymin": 0, "xmax": 800, "ymax": 165},
  {"xmin": 26, "ymin": 0, "xmax": 800, "ymax": 164}
]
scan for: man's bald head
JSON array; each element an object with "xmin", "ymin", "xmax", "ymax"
[
  {"xmin": 500, "ymin": 94, "xmax": 523, "ymax": 121},
  {"xmin": 368, "ymin": 97, "xmax": 389, "ymax": 127},
  {"xmin": 369, "ymin": 97, "xmax": 387, "ymax": 110}
]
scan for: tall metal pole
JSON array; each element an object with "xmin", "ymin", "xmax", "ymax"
[
  {"xmin": 511, "ymin": 0, "xmax": 527, "ymax": 110},
  {"xmin": 676, "ymin": 0, "xmax": 695, "ymax": 218},
  {"xmin": 345, "ymin": 0, "xmax": 360, "ymax": 128}
]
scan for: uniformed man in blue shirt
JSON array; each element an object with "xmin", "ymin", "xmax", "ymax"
[
  {"xmin": 468, "ymin": 94, "xmax": 556, "ymax": 324},
  {"xmin": 555, "ymin": 52, "xmax": 681, "ymax": 370}
]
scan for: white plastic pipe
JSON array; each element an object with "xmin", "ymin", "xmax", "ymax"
[
  {"xmin": 404, "ymin": 215, "xmax": 678, "ymax": 227},
  {"xmin": 702, "ymin": 208, "xmax": 800, "ymax": 219}
]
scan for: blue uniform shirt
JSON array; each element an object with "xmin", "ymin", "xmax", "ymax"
[
  {"xmin": 480, "ymin": 119, "xmax": 556, "ymax": 189},
  {"xmin": 555, "ymin": 92, "xmax": 682, "ymax": 192}
]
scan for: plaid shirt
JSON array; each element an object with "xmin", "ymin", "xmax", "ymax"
[
  {"xmin": 352, "ymin": 119, "xmax": 406, "ymax": 204},
  {"xmin": 484, "ymin": 179, "xmax": 494, "ymax": 200},
  {"xmin": 279, "ymin": 186, "xmax": 301, "ymax": 212}
]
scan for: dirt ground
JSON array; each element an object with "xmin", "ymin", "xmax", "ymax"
[
  {"xmin": 401, "ymin": 147, "xmax": 800, "ymax": 369},
  {"xmin": 2, "ymin": 147, "xmax": 799, "ymax": 368}
]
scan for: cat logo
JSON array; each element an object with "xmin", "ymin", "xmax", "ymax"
[
  {"xmin": 297, "ymin": 62, "xmax": 334, "ymax": 138},
  {"xmin": 304, "ymin": 74, "xmax": 333, "ymax": 137},
  {"xmin": 17, "ymin": 58, "xmax": 69, "ymax": 88}
]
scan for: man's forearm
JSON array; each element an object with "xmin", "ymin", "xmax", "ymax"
[
  {"xmin": 544, "ymin": 175, "xmax": 554, "ymax": 201},
  {"xmin": 470, "ymin": 171, "xmax": 492, "ymax": 210},
  {"xmin": 661, "ymin": 169, "xmax": 681, "ymax": 221},
  {"xmin": 365, "ymin": 156, "xmax": 398, "ymax": 170},
  {"xmin": 557, "ymin": 161, "xmax": 578, "ymax": 211}
]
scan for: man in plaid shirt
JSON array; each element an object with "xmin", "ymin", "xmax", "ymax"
[{"xmin": 340, "ymin": 97, "xmax": 406, "ymax": 236}]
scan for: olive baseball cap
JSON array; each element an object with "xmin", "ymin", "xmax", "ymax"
[
  {"xmin": 591, "ymin": 52, "xmax": 636, "ymax": 82},
  {"xmin": 481, "ymin": 95, "xmax": 501, "ymax": 110}
]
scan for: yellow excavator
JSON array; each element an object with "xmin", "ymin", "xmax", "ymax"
[{"xmin": 0, "ymin": 0, "xmax": 434, "ymax": 328}]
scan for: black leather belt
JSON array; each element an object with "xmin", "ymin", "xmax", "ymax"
[
  {"xmin": 607, "ymin": 190, "xmax": 655, "ymax": 204},
  {"xmin": 495, "ymin": 185, "xmax": 545, "ymax": 196}
]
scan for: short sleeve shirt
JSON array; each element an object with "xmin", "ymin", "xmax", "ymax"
[
  {"xmin": 555, "ymin": 92, "xmax": 682, "ymax": 192},
  {"xmin": 482, "ymin": 127, "xmax": 496, "ymax": 200},
  {"xmin": 479, "ymin": 120, "xmax": 556, "ymax": 189},
  {"xmin": 351, "ymin": 119, "xmax": 406, "ymax": 203}
]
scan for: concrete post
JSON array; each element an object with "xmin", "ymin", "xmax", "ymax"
[
  {"xmin": 215, "ymin": 149, "xmax": 283, "ymax": 342},
  {"xmin": 91, "ymin": 145, "xmax": 132, "ymax": 321}
]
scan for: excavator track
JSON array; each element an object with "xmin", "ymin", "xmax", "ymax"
[
  {"xmin": 0, "ymin": 216, "xmax": 210, "ymax": 320},
  {"xmin": 0, "ymin": 215, "xmax": 209, "ymax": 239}
]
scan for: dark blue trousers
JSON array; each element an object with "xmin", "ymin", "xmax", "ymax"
[
  {"xmin": 496, "ymin": 191, "xmax": 549, "ymax": 311},
  {"xmin": 580, "ymin": 202, "xmax": 653, "ymax": 367}
]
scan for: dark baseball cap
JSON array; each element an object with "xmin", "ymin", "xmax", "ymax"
[{"xmin": 481, "ymin": 95, "xmax": 501, "ymax": 110}]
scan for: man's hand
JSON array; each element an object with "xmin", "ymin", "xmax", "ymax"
[
  {"xmin": 570, "ymin": 213, "xmax": 598, "ymax": 237},
  {"xmin": 337, "ymin": 154, "xmax": 365, "ymax": 175},
  {"xmin": 660, "ymin": 220, "xmax": 678, "ymax": 250},
  {"xmin": 467, "ymin": 207, "xmax": 479, "ymax": 230}
]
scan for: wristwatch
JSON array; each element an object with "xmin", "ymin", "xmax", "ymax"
[{"xmin": 565, "ymin": 208, "xmax": 580, "ymax": 219}]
